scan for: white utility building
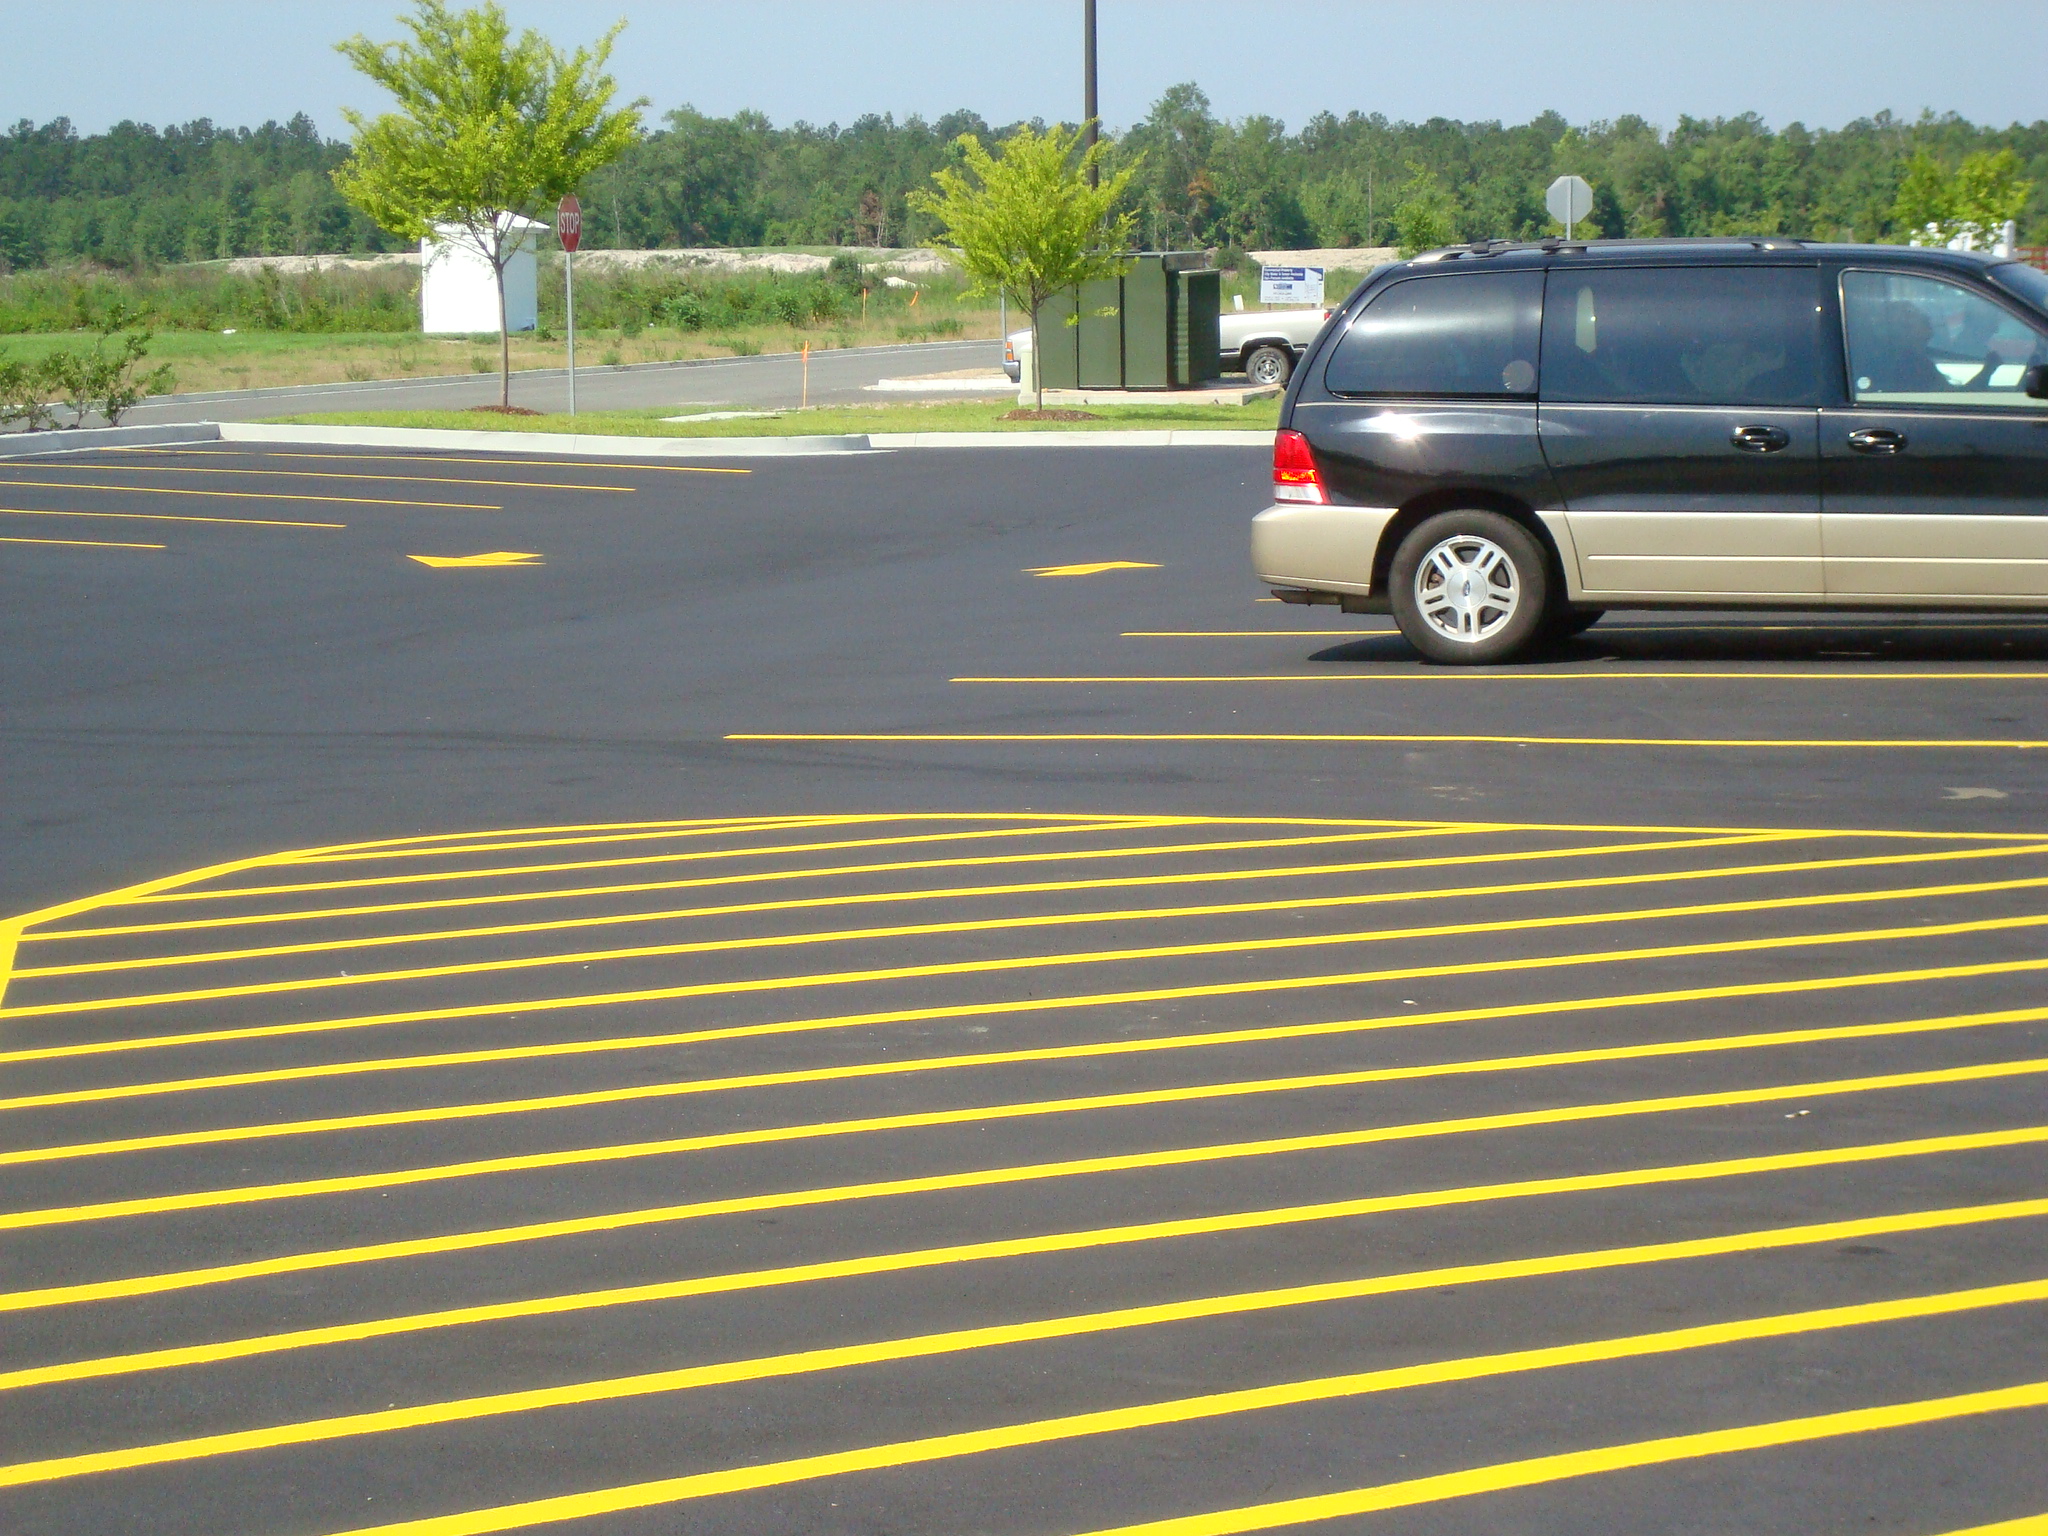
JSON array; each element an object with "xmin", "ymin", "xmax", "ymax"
[{"xmin": 420, "ymin": 212, "xmax": 548, "ymax": 334}]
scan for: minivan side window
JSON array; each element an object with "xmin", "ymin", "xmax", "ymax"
[
  {"xmin": 1324, "ymin": 271, "xmax": 1542, "ymax": 397},
  {"xmin": 1541, "ymin": 266, "xmax": 1818, "ymax": 407},
  {"xmin": 1841, "ymin": 269, "xmax": 2048, "ymax": 409}
]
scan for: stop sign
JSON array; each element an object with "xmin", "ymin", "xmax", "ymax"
[{"xmin": 556, "ymin": 194, "xmax": 582, "ymax": 253}]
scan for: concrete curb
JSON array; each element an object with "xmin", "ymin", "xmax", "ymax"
[
  {"xmin": 0, "ymin": 422, "xmax": 223, "ymax": 458},
  {"xmin": 217, "ymin": 423, "xmax": 1275, "ymax": 457}
]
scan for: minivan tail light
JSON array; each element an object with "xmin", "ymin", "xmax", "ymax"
[{"xmin": 1272, "ymin": 429, "xmax": 1327, "ymax": 504}]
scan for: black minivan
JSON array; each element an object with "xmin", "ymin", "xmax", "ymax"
[{"xmin": 1253, "ymin": 239, "xmax": 2048, "ymax": 663}]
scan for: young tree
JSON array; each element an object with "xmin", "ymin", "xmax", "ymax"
[
  {"xmin": 1891, "ymin": 148, "xmax": 2034, "ymax": 249},
  {"xmin": 332, "ymin": 1, "xmax": 643, "ymax": 406},
  {"xmin": 909, "ymin": 123, "xmax": 1139, "ymax": 413}
]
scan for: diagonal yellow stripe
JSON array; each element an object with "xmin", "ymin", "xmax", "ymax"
[
  {"xmin": 9, "ymin": 1123, "xmax": 2039, "ymax": 1315},
  {"xmin": 5, "ymin": 1056, "xmax": 2042, "ymax": 1234},
  {"xmin": 120, "ymin": 447, "xmax": 751, "ymax": 475},
  {"xmin": 0, "ymin": 505, "xmax": 343, "ymax": 528},
  {"xmin": 304, "ymin": 1308, "xmax": 2048, "ymax": 1536},
  {"xmin": 0, "ymin": 535, "xmax": 161, "ymax": 548},
  {"xmin": 12, "ymin": 1001, "xmax": 2043, "ymax": 1167},
  {"xmin": 0, "ymin": 477, "xmax": 497, "ymax": 509},
  {"xmin": 17, "ymin": 463, "xmax": 634, "ymax": 493},
  {"xmin": 10, "ymin": 1236, "xmax": 2048, "ymax": 1492}
]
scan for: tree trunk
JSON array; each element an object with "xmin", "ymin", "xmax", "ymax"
[
  {"xmin": 1030, "ymin": 296, "xmax": 1043, "ymax": 415},
  {"xmin": 495, "ymin": 257, "xmax": 511, "ymax": 409}
]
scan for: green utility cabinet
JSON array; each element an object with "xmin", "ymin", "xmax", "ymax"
[{"xmin": 1034, "ymin": 252, "xmax": 1221, "ymax": 391}]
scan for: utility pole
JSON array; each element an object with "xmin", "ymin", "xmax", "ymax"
[{"xmin": 1083, "ymin": 0, "xmax": 1099, "ymax": 187}]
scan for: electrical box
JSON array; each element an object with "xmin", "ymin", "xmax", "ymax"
[{"xmin": 1030, "ymin": 252, "xmax": 1221, "ymax": 392}]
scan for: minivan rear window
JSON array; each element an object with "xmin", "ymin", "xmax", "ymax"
[
  {"xmin": 1324, "ymin": 271, "xmax": 1542, "ymax": 397},
  {"xmin": 1541, "ymin": 266, "xmax": 1818, "ymax": 406}
]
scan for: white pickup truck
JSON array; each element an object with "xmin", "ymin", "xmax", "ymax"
[{"xmin": 1002, "ymin": 305, "xmax": 1333, "ymax": 387}]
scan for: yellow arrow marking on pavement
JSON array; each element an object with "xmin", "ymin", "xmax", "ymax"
[
  {"xmin": 1027, "ymin": 561, "xmax": 1160, "ymax": 577},
  {"xmin": 408, "ymin": 551, "xmax": 542, "ymax": 569}
]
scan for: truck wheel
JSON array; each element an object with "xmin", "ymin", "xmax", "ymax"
[
  {"xmin": 1245, "ymin": 346, "xmax": 1292, "ymax": 386},
  {"xmin": 1389, "ymin": 510, "xmax": 1550, "ymax": 665}
]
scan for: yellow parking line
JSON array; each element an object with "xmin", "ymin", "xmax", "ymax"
[
  {"xmin": 953, "ymin": 672, "xmax": 2048, "ymax": 683},
  {"xmin": 304, "ymin": 1308, "xmax": 2048, "ymax": 1536},
  {"xmin": 11, "ymin": 1181, "xmax": 2036, "ymax": 1395},
  {"xmin": 12, "ymin": 1122, "xmax": 2038, "ymax": 1317},
  {"xmin": 19, "ymin": 463, "xmax": 634, "ymax": 493},
  {"xmin": 1069, "ymin": 1384, "xmax": 2048, "ymax": 1536},
  {"xmin": 12, "ymin": 870, "xmax": 2048, "ymax": 1018},
  {"xmin": 5, "ymin": 955, "xmax": 2039, "ymax": 1114},
  {"xmin": 14, "ymin": 1001, "xmax": 2040, "ymax": 1168},
  {"xmin": 11, "ymin": 1230, "xmax": 2046, "ymax": 1492},
  {"xmin": 730, "ymin": 731, "xmax": 2048, "ymax": 749},
  {"xmin": 120, "ymin": 448, "xmax": 751, "ymax": 475},
  {"xmin": 22, "ymin": 835, "xmax": 1993, "ymax": 980},
  {"xmin": 11, "ymin": 909, "xmax": 2048, "ymax": 1071},
  {"xmin": 2, "ymin": 506, "xmax": 343, "ymax": 529},
  {"xmin": 6, "ymin": 1055, "xmax": 2040, "ymax": 1234},
  {"xmin": 1926, "ymin": 1516, "xmax": 2048, "ymax": 1536},
  {"xmin": 0, "ymin": 535, "xmax": 162, "ymax": 550},
  {"xmin": 0, "ymin": 478, "xmax": 497, "ymax": 510}
]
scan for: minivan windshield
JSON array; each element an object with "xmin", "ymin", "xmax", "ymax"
[{"xmin": 1990, "ymin": 261, "xmax": 2048, "ymax": 317}]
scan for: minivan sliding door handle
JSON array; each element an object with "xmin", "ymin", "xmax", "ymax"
[
  {"xmin": 1729, "ymin": 424, "xmax": 1791, "ymax": 452},
  {"xmin": 1847, "ymin": 428, "xmax": 1907, "ymax": 455}
]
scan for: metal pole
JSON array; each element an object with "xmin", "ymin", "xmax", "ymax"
[
  {"xmin": 565, "ymin": 247, "xmax": 576, "ymax": 417},
  {"xmin": 1083, "ymin": 0, "xmax": 1098, "ymax": 187}
]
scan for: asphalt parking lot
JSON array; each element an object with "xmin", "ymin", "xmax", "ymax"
[{"xmin": 2, "ymin": 440, "xmax": 2045, "ymax": 1536}]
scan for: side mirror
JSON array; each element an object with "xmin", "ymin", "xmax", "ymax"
[{"xmin": 2025, "ymin": 364, "xmax": 2048, "ymax": 400}]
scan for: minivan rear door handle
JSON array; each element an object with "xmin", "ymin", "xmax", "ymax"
[
  {"xmin": 1730, "ymin": 424, "xmax": 1790, "ymax": 453},
  {"xmin": 1847, "ymin": 428, "xmax": 1907, "ymax": 455}
]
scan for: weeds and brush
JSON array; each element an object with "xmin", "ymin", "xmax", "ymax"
[{"xmin": 0, "ymin": 310, "xmax": 174, "ymax": 427}]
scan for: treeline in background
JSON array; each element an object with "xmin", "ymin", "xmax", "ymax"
[{"xmin": 0, "ymin": 89, "xmax": 2043, "ymax": 331}]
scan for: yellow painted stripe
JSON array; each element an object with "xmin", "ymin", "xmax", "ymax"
[
  {"xmin": 21, "ymin": 833, "xmax": 1984, "ymax": 981},
  {"xmin": 9, "ymin": 1123, "xmax": 2038, "ymax": 1316},
  {"xmin": 11, "ymin": 1187, "xmax": 2039, "ymax": 1397},
  {"xmin": 728, "ymin": 731, "xmax": 2048, "ymax": 749},
  {"xmin": 9, "ymin": 909, "xmax": 2048, "ymax": 1072},
  {"xmin": 11, "ymin": 870, "xmax": 2048, "ymax": 1019},
  {"xmin": 1926, "ymin": 1516, "xmax": 2048, "ymax": 1536},
  {"xmin": 11, "ymin": 1255, "xmax": 2047, "ymax": 1494},
  {"xmin": 33, "ymin": 825, "xmax": 1668, "ymax": 941},
  {"xmin": 19, "ymin": 463, "xmax": 634, "ymax": 493},
  {"xmin": 0, "ymin": 535, "xmax": 162, "ymax": 549},
  {"xmin": 122, "ymin": 447, "xmax": 751, "ymax": 475},
  {"xmin": 1068, "ymin": 1386, "xmax": 2048, "ymax": 1536},
  {"xmin": 0, "ymin": 478, "xmax": 497, "ymax": 510},
  {"xmin": 5, "ymin": 1055, "xmax": 2040, "ymax": 1234},
  {"xmin": 13, "ymin": 1000, "xmax": 2042, "ymax": 1167},
  {"xmin": 2, "ymin": 955, "xmax": 2040, "ymax": 1113},
  {"xmin": 0, "ymin": 506, "xmax": 343, "ymax": 529},
  {"xmin": 306, "ymin": 1312, "xmax": 2048, "ymax": 1536},
  {"xmin": 953, "ymin": 672, "xmax": 2048, "ymax": 683}
]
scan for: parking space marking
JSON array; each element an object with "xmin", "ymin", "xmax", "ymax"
[
  {"xmin": 1028, "ymin": 561, "xmax": 1162, "ymax": 576},
  {"xmin": 118, "ymin": 447, "xmax": 752, "ymax": 475},
  {"xmin": 11, "ymin": 1264, "xmax": 2045, "ymax": 1496},
  {"xmin": 2, "ymin": 506, "xmax": 343, "ymax": 529},
  {"xmin": 731, "ymin": 731, "xmax": 2048, "ymax": 749},
  {"xmin": 1067, "ymin": 1384, "xmax": 2048, "ymax": 1536},
  {"xmin": 408, "ymin": 551, "xmax": 542, "ymax": 568},
  {"xmin": 0, "ymin": 535, "xmax": 162, "ymax": 550},
  {"xmin": 0, "ymin": 478, "xmax": 498, "ymax": 509},
  {"xmin": 10, "ymin": 463, "xmax": 635, "ymax": 493},
  {"xmin": 952, "ymin": 671, "xmax": 2048, "ymax": 683},
  {"xmin": 299, "ymin": 1335, "xmax": 2048, "ymax": 1536},
  {"xmin": 8, "ymin": 815, "xmax": 2045, "ymax": 1531}
]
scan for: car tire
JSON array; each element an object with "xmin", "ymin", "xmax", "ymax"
[
  {"xmin": 1245, "ymin": 345, "xmax": 1292, "ymax": 386},
  {"xmin": 1389, "ymin": 510, "xmax": 1551, "ymax": 665}
]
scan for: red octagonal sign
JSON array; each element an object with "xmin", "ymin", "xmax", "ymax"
[{"xmin": 556, "ymin": 194, "xmax": 582, "ymax": 253}]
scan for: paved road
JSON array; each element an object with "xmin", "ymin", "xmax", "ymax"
[
  {"xmin": 1, "ymin": 438, "xmax": 2046, "ymax": 1536},
  {"xmin": 120, "ymin": 337, "xmax": 1007, "ymax": 424}
]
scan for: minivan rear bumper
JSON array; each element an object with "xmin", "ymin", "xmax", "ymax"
[{"xmin": 1250, "ymin": 502, "xmax": 1397, "ymax": 595}]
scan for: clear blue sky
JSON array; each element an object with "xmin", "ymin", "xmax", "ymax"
[{"xmin": 6, "ymin": 0, "xmax": 2045, "ymax": 139}]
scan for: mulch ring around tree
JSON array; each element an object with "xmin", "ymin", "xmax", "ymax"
[
  {"xmin": 999, "ymin": 408, "xmax": 1100, "ymax": 422},
  {"xmin": 466, "ymin": 404, "xmax": 543, "ymax": 416}
]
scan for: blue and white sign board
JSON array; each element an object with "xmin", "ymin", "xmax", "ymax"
[{"xmin": 1260, "ymin": 265, "xmax": 1325, "ymax": 306}]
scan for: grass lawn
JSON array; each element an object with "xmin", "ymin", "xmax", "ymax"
[
  {"xmin": 0, "ymin": 314, "xmax": 1004, "ymax": 397},
  {"xmin": 260, "ymin": 400, "xmax": 1283, "ymax": 437}
]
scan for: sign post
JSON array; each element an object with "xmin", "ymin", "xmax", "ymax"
[
  {"xmin": 1545, "ymin": 175, "xmax": 1593, "ymax": 241},
  {"xmin": 556, "ymin": 194, "xmax": 582, "ymax": 416},
  {"xmin": 1259, "ymin": 265, "xmax": 1325, "ymax": 307}
]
